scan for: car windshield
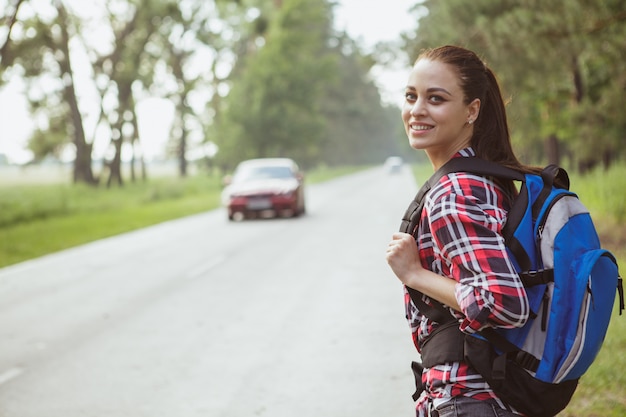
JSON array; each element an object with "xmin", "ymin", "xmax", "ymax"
[{"xmin": 234, "ymin": 165, "xmax": 294, "ymax": 183}]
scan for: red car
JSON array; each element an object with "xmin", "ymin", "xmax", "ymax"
[{"xmin": 221, "ymin": 158, "xmax": 306, "ymax": 221}]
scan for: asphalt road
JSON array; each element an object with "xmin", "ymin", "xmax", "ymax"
[{"xmin": 0, "ymin": 165, "xmax": 421, "ymax": 417}]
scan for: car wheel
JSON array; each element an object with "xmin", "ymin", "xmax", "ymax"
[
  {"xmin": 231, "ymin": 212, "xmax": 245, "ymax": 222},
  {"xmin": 295, "ymin": 202, "xmax": 306, "ymax": 217}
]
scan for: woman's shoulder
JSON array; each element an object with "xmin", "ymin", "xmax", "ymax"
[
  {"xmin": 431, "ymin": 170, "xmax": 496, "ymax": 199},
  {"xmin": 426, "ymin": 149, "xmax": 511, "ymax": 210},
  {"xmin": 427, "ymin": 170, "xmax": 510, "ymax": 215}
]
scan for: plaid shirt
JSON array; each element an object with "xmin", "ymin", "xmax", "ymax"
[{"xmin": 406, "ymin": 148, "xmax": 529, "ymax": 416}]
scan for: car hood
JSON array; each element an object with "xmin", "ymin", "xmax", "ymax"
[{"xmin": 224, "ymin": 178, "xmax": 300, "ymax": 197}]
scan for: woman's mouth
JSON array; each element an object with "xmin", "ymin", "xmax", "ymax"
[{"xmin": 410, "ymin": 123, "xmax": 433, "ymax": 131}]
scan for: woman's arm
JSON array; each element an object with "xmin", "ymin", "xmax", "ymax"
[{"xmin": 429, "ymin": 188, "xmax": 529, "ymax": 333}]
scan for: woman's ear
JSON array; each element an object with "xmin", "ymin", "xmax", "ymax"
[{"xmin": 468, "ymin": 98, "xmax": 481, "ymax": 124}]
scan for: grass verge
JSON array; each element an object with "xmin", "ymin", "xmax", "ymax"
[{"xmin": 0, "ymin": 165, "xmax": 367, "ymax": 269}]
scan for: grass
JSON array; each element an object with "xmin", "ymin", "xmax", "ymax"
[
  {"xmin": 0, "ymin": 165, "xmax": 367, "ymax": 268},
  {"xmin": 412, "ymin": 162, "xmax": 626, "ymax": 416},
  {"xmin": 0, "ymin": 175, "xmax": 222, "ymax": 267},
  {"xmin": 562, "ymin": 300, "xmax": 626, "ymax": 416}
]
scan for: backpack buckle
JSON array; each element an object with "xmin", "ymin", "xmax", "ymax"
[{"xmin": 515, "ymin": 351, "xmax": 540, "ymax": 373}]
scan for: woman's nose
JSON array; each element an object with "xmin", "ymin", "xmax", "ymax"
[{"xmin": 410, "ymin": 99, "xmax": 425, "ymax": 116}]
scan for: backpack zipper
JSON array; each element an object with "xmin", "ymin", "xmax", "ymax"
[{"xmin": 535, "ymin": 192, "xmax": 576, "ymax": 241}]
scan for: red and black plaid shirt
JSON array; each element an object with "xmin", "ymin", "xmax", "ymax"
[{"xmin": 406, "ymin": 148, "xmax": 529, "ymax": 416}]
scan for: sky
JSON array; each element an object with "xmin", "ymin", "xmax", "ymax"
[
  {"xmin": 334, "ymin": 0, "xmax": 418, "ymax": 102},
  {"xmin": 0, "ymin": 0, "xmax": 419, "ymax": 164}
]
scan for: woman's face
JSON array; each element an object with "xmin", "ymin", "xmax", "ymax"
[{"xmin": 401, "ymin": 59, "xmax": 480, "ymax": 169}]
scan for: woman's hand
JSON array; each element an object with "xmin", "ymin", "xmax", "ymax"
[
  {"xmin": 386, "ymin": 232, "xmax": 461, "ymax": 311},
  {"xmin": 386, "ymin": 232, "xmax": 422, "ymax": 286}
]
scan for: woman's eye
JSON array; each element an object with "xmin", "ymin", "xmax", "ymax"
[
  {"xmin": 429, "ymin": 95, "xmax": 444, "ymax": 103},
  {"xmin": 404, "ymin": 92, "xmax": 417, "ymax": 102}
]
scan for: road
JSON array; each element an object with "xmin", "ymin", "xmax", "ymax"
[{"xmin": 0, "ymin": 165, "xmax": 420, "ymax": 417}]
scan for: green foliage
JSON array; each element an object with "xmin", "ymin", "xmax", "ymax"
[
  {"xmin": 3, "ymin": 0, "xmax": 404, "ymax": 184},
  {"xmin": 571, "ymin": 164, "xmax": 626, "ymax": 224},
  {"xmin": 219, "ymin": 0, "xmax": 336, "ymax": 167},
  {"xmin": 404, "ymin": 0, "xmax": 626, "ymax": 169},
  {"xmin": 320, "ymin": 39, "xmax": 406, "ymax": 167},
  {"xmin": 217, "ymin": 0, "xmax": 403, "ymax": 170},
  {"xmin": 0, "ymin": 185, "xmax": 71, "ymax": 228}
]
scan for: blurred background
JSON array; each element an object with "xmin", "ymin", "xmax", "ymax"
[
  {"xmin": 1, "ymin": 0, "xmax": 625, "ymax": 180},
  {"xmin": 0, "ymin": 1, "xmax": 625, "ymax": 416}
]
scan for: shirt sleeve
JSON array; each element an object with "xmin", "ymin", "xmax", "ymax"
[{"xmin": 426, "ymin": 177, "xmax": 529, "ymax": 333}]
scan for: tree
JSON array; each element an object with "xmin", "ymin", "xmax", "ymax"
[
  {"xmin": 320, "ymin": 34, "xmax": 405, "ymax": 166},
  {"xmin": 218, "ymin": 0, "xmax": 337, "ymax": 168},
  {"xmin": 90, "ymin": 0, "xmax": 183, "ymax": 187},
  {"xmin": 3, "ymin": 0, "xmax": 407, "ymax": 179},
  {"xmin": 1, "ymin": 0, "xmax": 97, "ymax": 184},
  {"xmin": 157, "ymin": 0, "xmax": 271, "ymax": 176},
  {"xmin": 218, "ymin": 0, "xmax": 403, "ymax": 169}
]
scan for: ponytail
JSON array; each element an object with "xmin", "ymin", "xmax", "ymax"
[{"xmin": 471, "ymin": 68, "xmax": 521, "ymax": 170}]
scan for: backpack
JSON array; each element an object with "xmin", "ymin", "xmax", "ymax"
[{"xmin": 399, "ymin": 156, "xmax": 624, "ymax": 417}]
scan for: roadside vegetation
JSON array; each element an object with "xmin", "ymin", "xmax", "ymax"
[
  {"xmin": 412, "ymin": 162, "xmax": 626, "ymax": 416},
  {"xmin": 0, "ymin": 165, "xmax": 366, "ymax": 269}
]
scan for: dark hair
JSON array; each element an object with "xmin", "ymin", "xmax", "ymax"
[{"xmin": 416, "ymin": 45, "xmax": 537, "ymax": 174}]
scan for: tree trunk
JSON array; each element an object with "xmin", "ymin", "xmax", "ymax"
[
  {"xmin": 571, "ymin": 55, "xmax": 584, "ymax": 103},
  {"xmin": 57, "ymin": 2, "xmax": 96, "ymax": 185},
  {"xmin": 179, "ymin": 127, "xmax": 187, "ymax": 177},
  {"xmin": 544, "ymin": 134, "xmax": 560, "ymax": 166},
  {"xmin": 106, "ymin": 82, "xmax": 134, "ymax": 187},
  {"xmin": 106, "ymin": 135, "xmax": 124, "ymax": 187}
]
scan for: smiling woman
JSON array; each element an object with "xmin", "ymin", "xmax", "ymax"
[{"xmin": 387, "ymin": 45, "xmax": 556, "ymax": 417}]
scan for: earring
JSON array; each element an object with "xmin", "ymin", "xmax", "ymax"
[{"xmin": 468, "ymin": 119, "xmax": 474, "ymax": 125}]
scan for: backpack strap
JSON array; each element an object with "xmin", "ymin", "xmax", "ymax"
[
  {"xmin": 479, "ymin": 327, "xmax": 541, "ymax": 377},
  {"xmin": 399, "ymin": 157, "xmax": 538, "ymax": 371},
  {"xmin": 531, "ymin": 165, "xmax": 570, "ymax": 221},
  {"xmin": 399, "ymin": 157, "xmax": 524, "ymax": 237},
  {"xmin": 406, "ymin": 287, "xmax": 457, "ymax": 325},
  {"xmin": 618, "ymin": 276, "xmax": 624, "ymax": 315},
  {"xmin": 400, "ymin": 156, "xmax": 527, "ymax": 325}
]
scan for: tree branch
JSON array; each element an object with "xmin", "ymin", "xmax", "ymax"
[{"xmin": 0, "ymin": 0, "xmax": 27, "ymax": 68}]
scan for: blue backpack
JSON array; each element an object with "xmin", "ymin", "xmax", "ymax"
[{"xmin": 399, "ymin": 157, "xmax": 624, "ymax": 417}]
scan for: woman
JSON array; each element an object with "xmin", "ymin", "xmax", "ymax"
[{"xmin": 386, "ymin": 45, "xmax": 537, "ymax": 416}]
